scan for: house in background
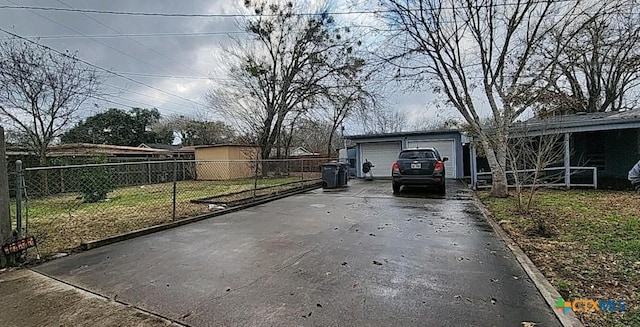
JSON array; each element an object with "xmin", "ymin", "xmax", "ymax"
[
  {"xmin": 138, "ymin": 143, "xmax": 195, "ymax": 159},
  {"xmin": 471, "ymin": 109, "xmax": 640, "ymax": 190},
  {"xmin": 344, "ymin": 109, "xmax": 640, "ymax": 190},
  {"xmin": 138, "ymin": 143, "xmax": 181, "ymax": 152},
  {"xmin": 194, "ymin": 144, "xmax": 260, "ymax": 180},
  {"xmin": 289, "ymin": 146, "xmax": 320, "ymax": 157}
]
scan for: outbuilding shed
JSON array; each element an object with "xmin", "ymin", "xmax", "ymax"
[{"xmin": 194, "ymin": 144, "xmax": 260, "ymax": 180}]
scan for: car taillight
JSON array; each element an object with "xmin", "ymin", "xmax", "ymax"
[
  {"xmin": 434, "ymin": 161, "xmax": 444, "ymax": 173},
  {"xmin": 392, "ymin": 161, "xmax": 399, "ymax": 172}
]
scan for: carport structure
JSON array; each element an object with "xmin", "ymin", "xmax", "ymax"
[
  {"xmin": 471, "ymin": 109, "xmax": 640, "ymax": 190},
  {"xmin": 345, "ymin": 129, "xmax": 470, "ymax": 179}
]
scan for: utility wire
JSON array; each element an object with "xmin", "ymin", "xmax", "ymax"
[
  {"xmin": 0, "ymin": 28, "xmax": 210, "ymax": 109},
  {"xmin": 55, "ymin": 0, "xmax": 204, "ymax": 77},
  {"xmin": 0, "ymin": 1, "xmax": 577, "ymax": 17},
  {"xmin": 0, "ymin": 31, "xmax": 247, "ymax": 40},
  {"xmin": 6, "ymin": 0, "xmax": 190, "ymax": 82}
]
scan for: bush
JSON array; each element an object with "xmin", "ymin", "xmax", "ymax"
[{"xmin": 79, "ymin": 157, "xmax": 114, "ymax": 203}]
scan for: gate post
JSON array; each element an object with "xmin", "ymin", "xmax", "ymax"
[{"xmin": 0, "ymin": 126, "xmax": 13, "ymax": 267}]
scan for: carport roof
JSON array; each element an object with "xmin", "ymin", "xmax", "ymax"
[
  {"xmin": 345, "ymin": 129, "xmax": 462, "ymax": 140},
  {"xmin": 511, "ymin": 109, "xmax": 640, "ymax": 136}
]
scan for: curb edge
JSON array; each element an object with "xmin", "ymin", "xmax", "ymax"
[{"xmin": 472, "ymin": 193, "xmax": 584, "ymax": 327}]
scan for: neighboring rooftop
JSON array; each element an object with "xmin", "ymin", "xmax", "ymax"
[{"xmin": 138, "ymin": 143, "xmax": 182, "ymax": 151}]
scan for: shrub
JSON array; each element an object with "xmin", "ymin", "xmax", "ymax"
[{"xmin": 79, "ymin": 156, "xmax": 114, "ymax": 203}]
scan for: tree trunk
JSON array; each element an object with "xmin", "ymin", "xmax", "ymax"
[
  {"xmin": 480, "ymin": 138, "xmax": 509, "ymax": 198},
  {"xmin": 327, "ymin": 132, "xmax": 334, "ymax": 159}
]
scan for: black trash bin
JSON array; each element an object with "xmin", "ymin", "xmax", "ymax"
[
  {"xmin": 322, "ymin": 163, "xmax": 339, "ymax": 189},
  {"xmin": 337, "ymin": 162, "xmax": 349, "ymax": 187}
]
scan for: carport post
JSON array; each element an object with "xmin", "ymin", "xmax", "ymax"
[
  {"xmin": 564, "ymin": 133, "xmax": 570, "ymax": 189},
  {"xmin": 0, "ymin": 126, "xmax": 13, "ymax": 267},
  {"xmin": 470, "ymin": 144, "xmax": 478, "ymax": 190}
]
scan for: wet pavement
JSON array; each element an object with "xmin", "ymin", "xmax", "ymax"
[{"xmin": 35, "ymin": 179, "xmax": 560, "ymax": 327}]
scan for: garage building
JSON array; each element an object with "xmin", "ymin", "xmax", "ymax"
[{"xmin": 345, "ymin": 130, "xmax": 469, "ymax": 179}]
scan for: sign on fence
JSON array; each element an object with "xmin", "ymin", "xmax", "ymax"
[{"xmin": 2, "ymin": 236, "xmax": 37, "ymax": 255}]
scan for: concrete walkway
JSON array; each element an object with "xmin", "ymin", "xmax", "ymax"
[
  {"xmin": 0, "ymin": 269, "xmax": 177, "ymax": 327},
  {"xmin": 29, "ymin": 179, "xmax": 560, "ymax": 326}
]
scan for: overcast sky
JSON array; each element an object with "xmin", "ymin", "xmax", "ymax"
[{"xmin": 0, "ymin": 0, "xmax": 459, "ymax": 134}]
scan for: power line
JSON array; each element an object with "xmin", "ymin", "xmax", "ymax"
[
  {"xmin": 0, "ymin": 1, "xmax": 579, "ymax": 18},
  {"xmin": 55, "ymin": 0, "xmax": 204, "ymax": 77},
  {"xmin": 7, "ymin": 0, "xmax": 192, "ymax": 82},
  {"xmin": 0, "ymin": 31, "xmax": 247, "ymax": 40},
  {"xmin": 0, "ymin": 28, "xmax": 210, "ymax": 109}
]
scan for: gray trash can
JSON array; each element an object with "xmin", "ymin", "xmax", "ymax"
[
  {"xmin": 322, "ymin": 163, "xmax": 339, "ymax": 189},
  {"xmin": 337, "ymin": 162, "xmax": 349, "ymax": 187}
]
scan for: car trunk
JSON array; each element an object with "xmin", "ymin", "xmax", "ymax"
[{"xmin": 398, "ymin": 158, "xmax": 436, "ymax": 175}]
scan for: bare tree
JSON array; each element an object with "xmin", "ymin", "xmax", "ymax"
[
  {"xmin": 208, "ymin": 1, "xmax": 367, "ymax": 159},
  {"xmin": 382, "ymin": 0, "xmax": 588, "ymax": 197},
  {"xmin": 535, "ymin": 1, "xmax": 640, "ymax": 115},
  {"xmin": 321, "ymin": 83, "xmax": 377, "ymax": 155},
  {"xmin": 411, "ymin": 116, "xmax": 461, "ymax": 131},
  {"xmin": 506, "ymin": 126, "xmax": 565, "ymax": 212},
  {"xmin": 355, "ymin": 104, "xmax": 408, "ymax": 134},
  {"xmin": 289, "ymin": 117, "xmax": 339, "ymax": 156},
  {"xmin": 0, "ymin": 39, "xmax": 101, "ymax": 165}
]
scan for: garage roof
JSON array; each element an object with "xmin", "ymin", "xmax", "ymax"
[{"xmin": 345, "ymin": 129, "xmax": 461, "ymax": 140}]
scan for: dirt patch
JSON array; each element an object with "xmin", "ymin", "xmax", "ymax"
[
  {"xmin": 480, "ymin": 189, "xmax": 640, "ymax": 327},
  {"xmin": 0, "ymin": 269, "xmax": 175, "ymax": 327}
]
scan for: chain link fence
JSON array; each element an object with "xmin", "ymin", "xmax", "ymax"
[{"xmin": 13, "ymin": 158, "xmax": 328, "ymax": 257}]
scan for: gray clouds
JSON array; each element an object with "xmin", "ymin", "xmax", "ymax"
[{"xmin": 0, "ymin": 0, "xmax": 445, "ymax": 131}]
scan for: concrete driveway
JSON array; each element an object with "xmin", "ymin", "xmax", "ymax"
[{"xmin": 35, "ymin": 180, "xmax": 560, "ymax": 327}]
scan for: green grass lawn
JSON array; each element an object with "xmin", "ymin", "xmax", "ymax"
[
  {"xmin": 13, "ymin": 177, "xmax": 301, "ymax": 257},
  {"xmin": 481, "ymin": 189, "xmax": 640, "ymax": 327}
]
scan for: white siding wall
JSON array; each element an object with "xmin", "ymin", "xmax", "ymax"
[
  {"xmin": 360, "ymin": 142, "xmax": 402, "ymax": 177},
  {"xmin": 406, "ymin": 139, "xmax": 456, "ymax": 178}
]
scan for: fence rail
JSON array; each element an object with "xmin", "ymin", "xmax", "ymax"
[
  {"xmin": 11, "ymin": 157, "xmax": 330, "ymax": 258},
  {"xmin": 475, "ymin": 166, "xmax": 598, "ymax": 189}
]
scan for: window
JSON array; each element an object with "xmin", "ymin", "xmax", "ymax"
[{"xmin": 399, "ymin": 150, "xmax": 437, "ymax": 159}]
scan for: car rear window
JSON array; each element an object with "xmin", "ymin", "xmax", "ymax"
[{"xmin": 399, "ymin": 150, "xmax": 437, "ymax": 159}]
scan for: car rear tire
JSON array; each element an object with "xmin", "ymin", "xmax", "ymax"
[
  {"xmin": 392, "ymin": 183, "xmax": 401, "ymax": 194},
  {"xmin": 438, "ymin": 184, "xmax": 446, "ymax": 195}
]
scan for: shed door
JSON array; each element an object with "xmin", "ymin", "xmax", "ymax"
[
  {"xmin": 406, "ymin": 139, "xmax": 456, "ymax": 178},
  {"xmin": 360, "ymin": 142, "xmax": 402, "ymax": 177}
]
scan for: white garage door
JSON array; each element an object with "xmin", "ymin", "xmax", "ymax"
[
  {"xmin": 406, "ymin": 139, "xmax": 456, "ymax": 178},
  {"xmin": 360, "ymin": 142, "xmax": 402, "ymax": 177}
]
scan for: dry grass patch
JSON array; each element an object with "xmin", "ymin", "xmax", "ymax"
[
  {"xmin": 480, "ymin": 189, "xmax": 640, "ymax": 327},
  {"xmin": 18, "ymin": 178, "xmax": 299, "ymax": 257}
]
